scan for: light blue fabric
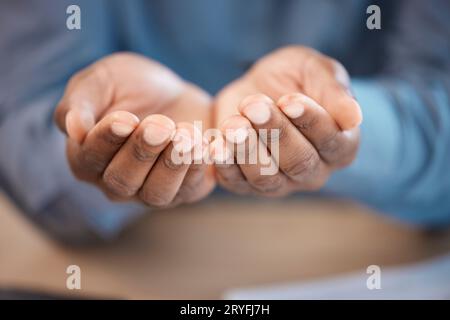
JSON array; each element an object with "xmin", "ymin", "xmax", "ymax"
[{"xmin": 0, "ymin": 0, "xmax": 449, "ymax": 243}]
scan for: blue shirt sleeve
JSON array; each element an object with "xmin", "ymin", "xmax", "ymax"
[
  {"xmin": 324, "ymin": 0, "xmax": 450, "ymax": 227},
  {"xmin": 325, "ymin": 79, "xmax": 450, "ymax": 227},
  {"xmin": 0, "ymin": 0, "xmax": 146, "ymax": 244}
]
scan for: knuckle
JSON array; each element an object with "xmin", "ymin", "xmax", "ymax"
[
  {"xmin": 218, "ymin": 171, "xmax": 239, "ymax": 184},
  {"xmin": 283, "ymin": 151, "xmax": 319, "ymax": 178},
  {"xmin": 220, "ymin": 177, "xmax": 249, "ymax": 191},
  {"xmin": 277, "ymin": 119, "xmax": 291, "ymax": 141},
  {"xmin": 99, "ymin": 129, "xmax": 124, "ymax": 146},
  {"xmin": 139, "ymin": 189, "xmax": 171, "ymax": 208},
  {"xmin": 131, "ymin": 142, "xmax": 158, "ymax": 162},
  {"xmin": 221, "ymin": 177, "xmax": 249, "ymax": 192},
  {"xmin": 295, "ymin": 115, "xmax": 319, "ymax": 132},
  {"xmin": 250, "ymin": 174, "xmax": 283, "ymax": 193},
  {"xmin": 163, "ymin": 155, "xmax": 185, "ymax": 170},
  {"xmin": 103, "ymin": 170, "xmax": 138, "ymax": 197},
  {"xmin": 265, "ymin": 120, "xmax": 288, "ymax": 145},
  {"xmin": 216, "ymin": 167, "xmax": 246, "ymax": 185}
]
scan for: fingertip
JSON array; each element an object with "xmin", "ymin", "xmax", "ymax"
[
  {"xmin": 209, "ymin": 135, "xmax": 233, "ymax": 164},
  {"xmin": 110, "ymin": 110, "xmax": 140, "ymax": 124},
  {"xmin": 65, "ymin": 108, "xmax": 95, "ymax": 144},
  {"xmin": 174, "ymin": 121, "xmax": 206, "ymax": 163},
  {"xmin": 337, "ymin": 97, "xmax": 363, "ymax": 130},
  {"xmin": 277, "ymin": 93, "xmax": 309, "ymax": 119},
  {"xmin": 239, "ymin": 94, "xmax": 273, "ymax": 126},
  {"xmin": 352, "ymin": 99, "xmax": 363, "ymax": 126},
  {"xmin": 141, "ymin": 114, "xmax": 176, "ymax": 147},
  {"xmin": 219, "ymin": 114, "xmax": 252, "ymax": 132},
  {"xmin": 238, "ymin": 93, "xmax": 273, "ymax": 113},
  {"xmin": 172, "ymin": 125, "xmax": 195, "ymax": 154},
  {"xmin": 143, "ymin": 114, "xmax": 176, "ymax": 131},
  {"xmin": 109, "ymin": 111, "xmax": 140, "ymax": 138},
  {"xmin": 220, "ymin": 115, "xmax": 252, "ymax": 145}
]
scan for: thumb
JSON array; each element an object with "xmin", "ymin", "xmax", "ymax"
[
  {"xmin": 64, "ymin": 106, "xmax": 96, "ymax": 144},
  {"xmin": 54, "ymin": 65, "xmax": 113, "ymax": 143},
  {"xmin": 299, "ymin": 50, "xmax": 362, "ymax": 130},
  {"xmin": 257, "ymin": 47, "xmax": 362, "ymax": 130}
]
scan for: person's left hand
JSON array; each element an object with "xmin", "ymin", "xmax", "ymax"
[{"xmin": 212, "ymin": 46, "xmax": 362, "ymax": 196}]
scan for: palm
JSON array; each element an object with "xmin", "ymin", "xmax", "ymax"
[
  {"xmin": 214, "ymin": 52, "xmax": 299, "ymax": 125},
  {"xmin": 96, "ymin": 53, "xmax": 211, "ymax": 125}
]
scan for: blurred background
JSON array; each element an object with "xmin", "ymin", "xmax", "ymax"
[{"xmin": 0, "ymin": 0, "xmax": 449, "ymax": 299}]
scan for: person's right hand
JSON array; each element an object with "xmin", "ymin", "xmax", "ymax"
[{"xmin": 54, "ymin": 53, "xmax": 215, "ymax": 208}]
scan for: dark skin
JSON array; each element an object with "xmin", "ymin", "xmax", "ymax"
[
  {"xmin": 54, "ymin": 53, "xmax": 215, "ymax": 208},
  {"xmin": 213, "ymin": 46, "xmax": 361, "ymax": 196},
  {"xmin": 54, "ymin": 46, "xmax": 362, "ymax": 206}
]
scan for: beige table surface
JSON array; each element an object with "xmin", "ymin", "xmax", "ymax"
[{"xmin": 1, "ymin": 192, "xmax": 449, "ymax": 299}]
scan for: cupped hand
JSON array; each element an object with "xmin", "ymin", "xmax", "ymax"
[
  {"xmin": 212, "ymin": 46, "xmax": 361, "ymax": 196},
  {"xmin": 54, "ymin": 53, "xmax": 215, "ymax": 208}
]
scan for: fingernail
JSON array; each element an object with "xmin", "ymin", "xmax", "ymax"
[
  {"xmin": 225, "ymin": 127, "xmax": 248, "ymax": 145},
  {"xmin": 173, "ymin": 129, "xmax": 194, "ymax": 154},
  {"xmin": 242, "ymin": 102, "xmax": 271, "ymax": 125},
  {"xmin": 279, "ymin": 94, "xmax": 320, "ymax": 119},
  {"xmin": 351, "ymin": 98, "xmax": 363, "ymax": 126},
  {"xmin": 143, "ymin": 122, "xmax": 174, "ymax": 146},
  {"xmin": 300, "ymin": 95, "xmax": 320, "ymax": 108},
  {"xmin": 281, "ymin": 102, "xmax": 305, "ymax": 119},
  {"xmin": 111, "ymin": 122, "xmax": 135, "ymax": 137},
  {"xmin": 78, "ymin": 108, "xmax": 95, "ymax": 131},
  {"xmin": 193, "ymin": 144, "xmax": 208, "ymax": 163},
  {"xmin": 65, "ymin": 110, "xmax": 76, "ymax": 136},
  {"xmin": 193, "ymin": 134, "xmax": 208, "ymax": 163},
  {"xmin": 65, "ymin": 109, "xmax": 95, "ymax": 143},
  {"xmin": 210, "ymin": 138, "xmax": 232, "ymax": 164}
]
